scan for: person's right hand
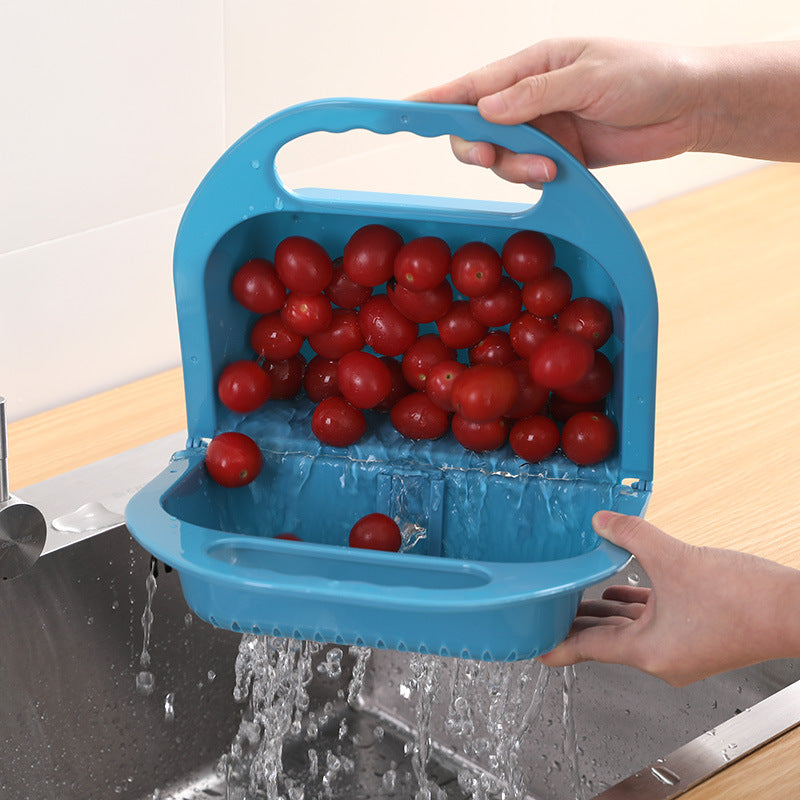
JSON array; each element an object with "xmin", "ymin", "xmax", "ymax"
[{"xmin": 409, "ymin": 38, "xmax": 714, "ymax": 185}]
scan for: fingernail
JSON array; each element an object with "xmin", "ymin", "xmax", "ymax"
[
  {"xmin": 527, "ymin": 159, "xmax": 551, "ymax": 184},
  {"xmin": 593, "ymin": 510, "xmax": 614, "ymax": 532},
  {"xmin": 478, "ymin": 92, "xmax": 505, "ymax": 117},
  {"xmin": 464, "ymin": 145, "xmax": 486, "ymax": 167}
]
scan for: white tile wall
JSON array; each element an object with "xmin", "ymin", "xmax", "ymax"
[{"xmin": 2, "ymin": 0, "xmax": 798, "ymax": 421}]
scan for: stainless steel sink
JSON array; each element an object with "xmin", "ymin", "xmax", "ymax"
[{"xmin": 3, "ymin": 442, "xmax": 799, "ymax": 800}]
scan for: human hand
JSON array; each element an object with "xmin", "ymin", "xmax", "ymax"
[
  {"xmin": 410, "ymin": 38, "xmax": 715, "ymax": 184},
  {"xmin": 538, "ymin": 510, "xmax": 800, "ymax": 686}
]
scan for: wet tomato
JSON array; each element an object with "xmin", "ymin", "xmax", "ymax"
[
  {"xmin": 349, "ymin": 513, "xmax": 402, "ymax": 552},
  {"xmin": 205, "ymin": 432, "xmax": 262, "ymax": 488},
  {"xmin": 450, "ymin": 241, "xmax": 502, "ymax": 298},
  {"xmin": 451, "ymin": 364, "xmax": 520, "ymax": 423},
  {"xmin": 232, "ymin": 258, "xmax": 286, "ymax": 314},
  {"xmin": 303, "ymin": 356, "xmax": 340, "ymax": 402},
  {"xmin": 557, "ymin": 297, "xmax": 613, "ymax": 349},
  {"xmin": 521, "ymin": 266, "xmax": 573, "ymax": 317},
  {"xmin": 250, "ymin": 312, "xmax": 304, "ymax": 360},
  {"xmin": 505, "ymin": 360, "xmax": 549, "ymax": 419},
  {"xmin": 561, "ymin": 411, "xmax": 617, "ymax": 465},
  {"xmin": 509, "ymin": 415, "xmax": 560, "ymax": 463},
  {"xmin": 529, "ymin": 332, "xmax": 594, "ymax": 390},
  {"xmin": 501, "ymin": 230, "xmax": 555, "ymax": 283},
  {"xmin": 308, "ymin": 308, "xmax": 364, "ymax": 359},
  {"xmin": 387, "ymin": 278, "xmax": 453, "ymax": 323},
  {"xmin": 556, "ymin": 351, "xmax": 613, "ymax": 404},
  {"xmin": 261, "ymin": 354, "xmax": 306, "ymax": 399},
  {"xmin": 425, "ymin": 360, "xmax": 467, "ymax": 412},
  {"xmin": 393, "ymin": 236, "xmax": 451, "ymax": 291},
  {"xmin": 358, "ymin": 295, "xmax": 418, "ymax": 357},
  {"xmin": 280, "ymin": 292, "xmax": 333, "ymax": 336},
  {"xmin": 436, "ymin": 300, "xmax": 487, "ymax": 349},
  {"xmin": 311, "ymin": 396, "xmax": 367, "ymax": 447},
  {"xmin": 325, "ymin": 258, "xmax": 373, "ymax": 308},
  {"xmin": 337, "ymin": 350, "xmax": 393, "ymax": 409},
  {"xmin": 274, "ymin": 236, "xmax": 333, "ymax": 294},
  {"xmin": 509, "ymin": 312, "xmax": 556, "ymax": 359},
  {"xmin": 468, "ymin": 331, "xmax": 516, "ymax": 366},
  {"xmin": 401, "ymin": 334, "xmax": 456, "ymax": 392},
  {"xmin": 374, "ymin": 356, "xmax": 413, "ymax": 412},
  {"xmin": 469, "ymin": 277, "xmax": 523, "ymax": 328},
  {"xmin": 390, "ymin": 392, "xmax": 450, "ymax": 440},
  {"xmin": 451, "ymin": 414, "xmax": 509, "ymax": 452},
  {"xmin": 343, "ymin": 224, "xmax": 404, "ymax": 287},
  {"xmin": 217, "ymin": 360, "xmax": 271, "ymax": 414}
]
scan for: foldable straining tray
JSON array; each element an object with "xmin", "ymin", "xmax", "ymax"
[{"xmin": 126, "ymin": 98, "xmax": 657, "ymax": 662}]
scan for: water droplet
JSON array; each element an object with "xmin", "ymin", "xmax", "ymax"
[
  {"xmin": 250, "ymin": 159, "xmax": 260, "ymax": 169},
  {"xmin": 207, "ymin": 670, "xmax": 216, "ymax": 682},
  {"xmin": 164, "ymin": 692, "xmax": 175, "ymax": 722},
  {"xmin": 52, "ymin": 502, "xmax": 124, "ymax": 534},
  {"xmin": 136, "ymin": 671, "xmax": 155, "ymax": 696},
  {"xmin": 627, "ymin": 572, "xmax": 641, "ymax": 586},
  {"xmin": 183, "ymin": 613, "xmax": 193, "ymax": 628},
  {"xmin": 651, "ymin": 765, "xmax": 681, "ymax": 786}
]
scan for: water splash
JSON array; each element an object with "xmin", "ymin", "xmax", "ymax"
[
  {"xmin": 135, "ymin": 559, "xmax": 158, "ymax": 696},
  {"xmin": 52, "ymin": 501, "xmax": 124, "ymax": 533}
]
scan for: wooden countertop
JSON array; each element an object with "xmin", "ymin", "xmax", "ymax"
[{"xmin": 7, "ymin": 162, "xmax": 800, "ymax": 798}]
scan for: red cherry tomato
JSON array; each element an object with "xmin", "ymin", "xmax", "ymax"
[
  {"xmin": 505, "ymin": 360, "xmax": 549, "ymax": 419},
  {"xmin": 325, "ymin": 258, "xmax": 373, "ymax": 308},
  {"xmin": 436, "ymin": 300, "xmax": 488, "ymax": 349},
  {"xmin": 451, "ymin": 364, "xmax": 520, "ymax": 423},
  {"xmin": 390, "ymin": 392, "xmax": 451, "ymax": 440},
  {"xmin": 522, "ymin": 267, "xmax": 573, "ymax": 317},
  {"xmin": 451, "ymin": 414, "xmax": 509, "ymax": 452},
  {"xmin": 262, "ymin": 354, "xmax": 306, "ymax": 399},
  {"xmin": 337, "ymin": 350, "xmax": 393, "ymax": 409},
  {"xmin": 561, "ymin": 411, "xmax": 617, "ymax": 465},
  {"xmin": 424, "ymin": 359, "xmax": 467, "ymax": 412},
  {"xmin": 387, "ymin": 278, "xmax": 453, "ymax": 323},
  {"xmin": 509, "ymin": 415, "xmax": 560, "ymax": 463},
  {"xmin": 280, "ymin": 292, "xmax": 333, "ymax": 336},
  {"xmin": 468, "ymin": 331, "xmax": 516, "ymax": 366},
  {"xmin": 250, "ymin": 312, "xmax": 305, "ymax": 360},
  {"xmin": 556, "ymin": 351, "xmax": 614, "ymax": 404},
  {"xmin": 349, "ymin": 513, "xmax": 402, "ymax": 552},
  {"xmin": 232, "ymin": 258, "xmax": 286, "ymax": 314},
  {"xmin": 374, "ymin": 356, "xmax": 413, "ymax": 412},
  {"xmin": 401, "ymin": 334, "xmax": 456, "ymax": 391},
  {"xmin": 275, "ymin": 532, "xmax": 302, "ymax": 541},
  {"xmin": 303, "ymin": 356, "xmax": 340, "ymax": 402},
  {"xmin": 557, "ymin": 297, "xmax": 613, "ymax": 349},
  {"xmin": 358, "ymin": 295, "xmax": 419, "ymax": 357},
  {"xmin": 501, "ymin": 230, "xmax": 555, "ymax": 282},
  {"xmin": 217, "ymin": 360, "xmax": 271, "ymax": 413},
  {"xmin": 274, "ymin": 236, "xmax": 333, "ymax": 294},
  {"xmin": 469, "ymin": 277, "xmax": 523, "ymax": 327},
  {"xmin": 509, "ymin": 313, "xmax": 556, "ymax": 359},
  {"xmin": 548, "ymin": 394, "xmax": 606, "ymax": 423},
  {"xmin": 529, "ymin": 332, "xmax": 594, "ymax": 390},
  {"xmin": 393, "ymin": 236, "xmax": 451, "ymax": 291},
  {"xmin": 450, "ymin": 241, "xmax": 503, "ymax": 298},
  {"xmin": 308, "ymin": 308, "xmax": 365, "ymax": 359},
  {"xmin": 205, "ymin": 432, "xmax": 262, "ymax": 488},
  {"xmin": 343, "ymin": 224, "xmax": 404, "ymax": 287},
  {"xmin": 311, "ymin": 396, "xmax": 367, "ymax": 447}
]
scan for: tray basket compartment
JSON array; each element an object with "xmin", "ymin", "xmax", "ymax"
[{"xmin": 126, "ymin": 98, "xmax": 657, "ymax": 661}]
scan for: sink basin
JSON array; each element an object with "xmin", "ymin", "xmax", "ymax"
[{"xmin": 1, "ymin": 523, "xmax": 797, "ymax": 799}]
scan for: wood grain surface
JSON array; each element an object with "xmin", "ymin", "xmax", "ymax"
[{"xmin": 6, "ymin": 161, "xmax": 800, "ymax": 797}]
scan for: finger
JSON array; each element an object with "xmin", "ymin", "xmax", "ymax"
[
  {"xmin": 592, "ymin": 511, "xmax": 682, "ymax": 577},
  {"xmin": 576, "ymin": 598, "xmax": 646, "ymax": 621},
  {"xmin": 538, "ymin": 619, "xmax": 634, "ymax": 668},
  {"xmin": 449, "ymin": 136, "xmax": 498, "ymax": 168},
  {"xmin": 450, "ymin": 137, "xmax": 557, "ymax": 185},
  {"xmin": 602, "ymin": 585, "xmax": 651, "ymax": 604}
]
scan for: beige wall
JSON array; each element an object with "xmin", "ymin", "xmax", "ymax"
[{"xmin": 2, "ymin": 0, "xmax": 799, "ymax": 420}]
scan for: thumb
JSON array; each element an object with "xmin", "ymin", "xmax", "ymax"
[
  {"xmin": 477, "ymin": 63, "xmax": 588, "ymax": 125},
  {"xmin": 592, "ymin": 510, "xmax": 675, "ymax": 576}
]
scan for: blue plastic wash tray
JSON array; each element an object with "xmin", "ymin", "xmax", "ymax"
[{"xmin": 125, "ymin": 98, "xmax": 657, "ymax": 662}]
